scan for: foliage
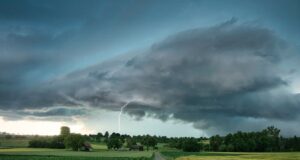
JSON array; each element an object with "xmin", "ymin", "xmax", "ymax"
[
  {"xmin": 64, "ymin": 134, "xmax": 84, "ymax": 151},
  {"xmin": 28, "ymin": 136, "xmax": 65, "ymax": 149},
  {"xmin": 107, "ymin": 138, "xmax": 122, "ymax": 150},
  {"xmin": 141, "ymin": 135, "xmax": 157, "ymax": 150},
  {"xmin": 208, "ymin": 126, "xmax": 300, "ymax": 152},
  {"xmin": 182, "ymin": 138, "xmax": 201, "ymax": 152}
]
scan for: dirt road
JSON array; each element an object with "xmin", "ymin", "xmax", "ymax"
[{"xmin": 154, "ymin": 152, "xmax": 166, "ymax": 160}]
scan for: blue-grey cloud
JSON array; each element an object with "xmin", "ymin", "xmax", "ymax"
[
  {"xmin": 1, "ymin": 0, "xmax": 300, "ymax": 135},
  {"xmin": 4, "ymin": 20, "xmax": 297, "ymax": 135}
]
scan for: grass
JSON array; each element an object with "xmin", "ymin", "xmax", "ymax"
[
  {"xmin": 0, "ymin": 148, "xmax": 153, "ymax": 157},
  {"xmin": 91, "ymin": 142, "xmax": 107, "ymax": 150},
  {"xmin": 161, "ymin": 151, "xmax": 300, "ymax": 160},
  {"xmin": 0, "ymin": 148, "xmax": 154, "ymax": 160},
  {"xmin": 0, "ymin": 155, "xmax": 152, "ymax": 160},
  {"xmin": 0, "ymin": 139, "xmax": 153, "ymax": 159}
]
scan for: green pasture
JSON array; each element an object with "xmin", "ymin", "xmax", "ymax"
[
  {"xmin": 91, "ymin": 142, "xmax": 108, "ymax": 150},
  {"xmin": 0, "ymin": 155, "xmax": 152, "ymax": 160},
  {"xmin": 0, "ymin": 148, "xmax": 153, "ymax": 157}
]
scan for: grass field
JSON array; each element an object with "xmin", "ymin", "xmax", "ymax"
[
  {"xmin": 0, "ymin": 148, "xmax": 153, "ymax": 157},
  {"xmin": 0, "ymin": 139, "xmax": 153, "ymax": 159},
  {"xmin": 161, "ymin": 151, "xmax": 300, "ymax": 160},
  {"xmin": 0, "ymin": 155, "xmax": 152, "ymax": 160}
]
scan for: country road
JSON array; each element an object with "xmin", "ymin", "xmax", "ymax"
[{"xmin": 154, "ymin": 152, "xmax": 166, "ymax": 160}]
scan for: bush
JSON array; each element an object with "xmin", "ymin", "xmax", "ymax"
[{"xmin": 64, "ymin": 134, "xmax": 84, "ymax": 151}]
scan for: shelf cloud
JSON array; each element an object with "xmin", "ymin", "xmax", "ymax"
[{"xmin": 2, "ymin": 19, "xmax": 299, "ymax": 135}]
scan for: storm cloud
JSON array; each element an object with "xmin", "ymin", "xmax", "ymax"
[
  {"xmin": 2, "ymin": 20, "xmax": 298, "ymax": 134},
  {"xmin": 1, "ymin": 0, "xmax": 300, "ymax": 135}
]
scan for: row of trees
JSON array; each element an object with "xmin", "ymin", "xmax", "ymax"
[
  {"xmin": 105, "ymin": 133, "xmax": 158, "ymax": 150},
  {"xmin": 209, "ymin": 126, "xmax": 300, "ymax": 152},
  {"xmin": 27, "ymin": 126, "xmax": 300, "ymax": 152},
  {"xmin": 29, "ymin": 126, "xmax": 86, "ymax": 151}
]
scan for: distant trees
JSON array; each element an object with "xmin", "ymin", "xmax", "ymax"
[
  {"xmin": 142, "ymin": 135, "xmax": 157, "ymax": 150},
  {"xmin": 210, "ymin": 135, "xmax": 223, "ymax": 151},
  {"xmin": 96, "ymin": 132, "xmax": 103, "ymax": 142},
  {"xmin": 104, "ymin": 132, "xmax": 122, "ymax": 150},
  {"xmin": 28, "ymin": 126, "xmax": 88, "ymax": 151},
  {"xmin": 126, "ymin": 137, "xmax": 137, "ymax": 148},
  {"xmin": 29, "ymin": 126, "xmax": 71, "ymax": 149},
  {"xmin": 28, "ymin": 136, "xmax": 64, "ymax": 148},
  {"xmin": 107, "ymin": 138, "xmax": 122, "ymax": 150},
  {"xmin": 207, "ymin": 126, "xmax": 300, "ymax": 152},
  {"xmin": 182, "ymin": 138, "xmax": 201, "ymax": 152},
  {"xmin": 64, "ymin": 134, "xmax": 85, "ymax": 151},
  {"xmin": 27, "ymin": 126, "xmax": 300, "ymax": 152}
]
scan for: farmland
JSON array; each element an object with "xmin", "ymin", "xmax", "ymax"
[
  {"xmin": 1, "ymin": 126, "xmax": 300, "ymax": 160},
  {"xmin": 0, "ymin": 148, "xmax": 153, "ymax": 160},
  {"xmin": 1, "ymin": 140, "xmax": 300, "ymax": 160},
  {"xmin": 161, "ymin": 151, "xmax": 300, "ymax": 160},
  {"xmin": 0, "ymin": 148, "xmax": 153, "ymax": 157},
  {"xmin": 0, "ymin": 141, "xmax": 153, "ymax": 160}
]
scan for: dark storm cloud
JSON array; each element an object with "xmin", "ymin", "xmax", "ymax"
[
  {"xmin": 6, "ymin": 20, "xmax": 297, "ymax": 134},
  {"xmin": 1, "ymin": 0, "xmax": 300, "ymax": 135}
]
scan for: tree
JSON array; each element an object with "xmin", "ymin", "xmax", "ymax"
[
  {"xmin": 104, "ymin": 131, "xmax": 109, "ymax": 143},
  {"xmin": 51, "ymin": 136, "xmax": 65, "ymax": 149},
  {"xmin": 104, "ymin": 131, "xmax": 109, "ymax": 138},
  {"xmin": 263, "ymin": 126, "xmax": 280, "ymax": 151},
  {"xmin": 107, "ymin": 138, "xmax": 122, "ymax": 150},
  {"xmin": 96, "ymin": 132, "xmax": 103, "ymax": 142},
  {"xmin": 60, "ymin": 126, "xmax": 70, "ymax": 138},
  {"xmin": 64, "ymin": 134, "xmax": 84, "ymax": 151},
  {"xmin": 182, "ymin": 138, "xmax": 201, "ymax": 152},
  {"xmin": 126, "ymin": 137, "xmax": 137, "ymax": 148},
  {"xmin": 142, "ymin": 135, "xmax": 157, "ymax": 150},
  {"xmin": 210, "ymin": 135, "xmax": 222, "ymax": 151}
]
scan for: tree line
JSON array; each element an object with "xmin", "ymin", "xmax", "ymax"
[
  {"xmin": 209, "ymin": 126, "xmax": 300, "ymax": 152},
  {"xmin": 25, "ymin": 126, "xmax": 300, "ymax": 152}
]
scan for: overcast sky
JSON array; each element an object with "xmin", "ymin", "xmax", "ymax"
[{"xmin": 1, "ymin": 0, "xmax": 300, "ymax": 137}]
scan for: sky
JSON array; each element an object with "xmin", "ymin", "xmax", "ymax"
[{"xmin": 0, "ymin": 0, "xmax": 300, "ymax": 137}]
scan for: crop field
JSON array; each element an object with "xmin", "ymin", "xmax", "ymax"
[
  {"xmin": 161, "ymin": 151, "xmax": 300, "ymax": 160},
  {"xmin": 0, "ymin": 148, "xmax": 153, "ymax": 160},
  {"xmin": 0, "ymin": 155, "xmax": 152, "ymax": 160}
]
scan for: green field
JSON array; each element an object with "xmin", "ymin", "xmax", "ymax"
[
  {"xmin": 0, "ymin": 139, "xmax": 153, "ymax": 159},
  {"xmin": 0, "ymin": 148, "xmax": 153, "ymax": 157},
  {"xmin": 161, "ymin": 151, "xmax": 300, "ymax": 160},
  {"xmin": 1, "ymin": 140, "xmax": 300, "ymax": 160}
]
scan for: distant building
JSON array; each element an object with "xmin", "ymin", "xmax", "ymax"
[
  {"xmin": 129, "ymin": 144, "xmax": 144, "ymax": 151},
  {"xmin": 81, "ymin": 142, "xmax": 93, "ymax": 151}
]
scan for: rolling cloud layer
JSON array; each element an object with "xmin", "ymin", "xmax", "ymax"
[{"xmin": 2, "ymin": 19, "xmax": 299, "ymax": 135}]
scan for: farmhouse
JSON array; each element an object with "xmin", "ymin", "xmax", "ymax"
[
  {"xmin": 129, "ymin": 144, "xmax": 144, "ymax": 151},
  {"xmin": 81, "ymin": 142, "xmax": 93, "ymax": 151}
]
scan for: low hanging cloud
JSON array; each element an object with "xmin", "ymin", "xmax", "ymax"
[{"xmin": 2, "ymin": 20, "xmax": 300, "ymax": 135}]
